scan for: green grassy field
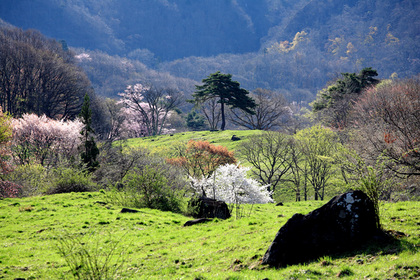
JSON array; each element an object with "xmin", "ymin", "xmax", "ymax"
[
  {"xmin": 123, "ymin": 130, "xmax": 260, "ymax": 156},
  {"xmin": 0, "ymin": 192, "xmax": 419, "ymax": 279}
]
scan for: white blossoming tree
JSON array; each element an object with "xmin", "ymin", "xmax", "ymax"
[{"xmin": 190, "ymin": 163, "xmax": 273, "ymax": 218}]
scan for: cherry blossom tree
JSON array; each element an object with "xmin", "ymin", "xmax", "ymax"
[
  {"xmin": 12, "ymin": 114, "xmax": 83, "ymax": 166},
  {"xmin": 118, "ymin": 84, "xmax": 182, "ymax": 136},
  {"xmin": 190, "ymin": 164, "xmax": 273, "ymax": 217}
]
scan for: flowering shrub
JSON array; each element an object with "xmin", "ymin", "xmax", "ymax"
[
  {"xmin": 190, "ymin": 163, "xmax": 273, "ymax": 205},
  {"xmin": 12, "ymin": 114, "xmax": 83, "ymax": 166}
]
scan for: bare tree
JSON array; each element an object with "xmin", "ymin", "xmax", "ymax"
[
  {"xmin": 283, "ymin": 137, "xmax": 309, "ymax": 201},
  {"xmin": 352, "ymin": 77, "xmax": 420, "ymax": 177},
  {"xmin": 196, "ymin": 98, "xmax": 221, "ymax": 131},
  {"xmin": 239, "ymin": 131, "xmax": 291, "ymax": 195},
  {"xmin": 0, "ymin": 26, "xmax": 90, "ymax": 119},
  {"xmin": 229, "ymin": 88, "xmax": 289, "ymax": 130},
  {"xmin": 295, "ymin": 125, "xmax": 339, "ymax": 200},
  {"xmin": 118, "ymin": 84, "xmax": 183, "ymax": 136}
]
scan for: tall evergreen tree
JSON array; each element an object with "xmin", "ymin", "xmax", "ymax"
[
  {"xmin": 79, "ymin": 94, "xmax": 99, "ymax": 172},
  {"xmin": 191, "ymin": 71, "xmax": 256, "ymax": 131}
]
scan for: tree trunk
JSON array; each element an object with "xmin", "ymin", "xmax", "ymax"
[
  {"xmin": 295, "ymin": 185, "xmax": 300, "ymax": 202},
  {"xmin": 220, "ymin": 101, "xmax": 226, "ymax": 131}
]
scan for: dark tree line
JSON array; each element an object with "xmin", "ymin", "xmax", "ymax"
[{"xmin": 0, "ymin": 26, "xmax": 92, "ymax": 119}]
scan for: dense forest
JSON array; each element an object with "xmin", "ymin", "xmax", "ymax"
[{"xmin": 1, "ymin": 0, "xmax": 419, "ymax": 103}]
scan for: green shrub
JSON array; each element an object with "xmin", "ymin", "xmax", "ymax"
[
  {"xmin": 99, "ymin": 146, "xmax": 187, "ymax": 212},
  {"xmin": 6, "ymin": 164, "xmax": 96, "ymax": 196},
  {"xmin": 5, "ymin": 163, "xmax": 47, "ymax": 196},
  {"xmin": 46, "ymin": 167, "xmax": 97, "ymax": 194},
  {"xmin": 106, "ymin": 166, "xmax": 183, "ymax": 212}
]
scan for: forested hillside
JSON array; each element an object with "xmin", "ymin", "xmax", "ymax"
[{"xmin": 1, "ymin": 0, "xmax": 419, "ymax": 102}]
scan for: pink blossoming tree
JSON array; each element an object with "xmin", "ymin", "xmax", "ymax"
[
  {"xmin": 118, "ymin": 84, "xmax": 182, "ymax": 136},
  {"xmin": 12, "ymin": 114, "xmax": 83, "ymax": 166}
]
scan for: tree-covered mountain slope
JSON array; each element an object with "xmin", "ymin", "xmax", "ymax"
[{"xmin": 0, "ymin": 0, "xmax": 418, "ymax": 102}]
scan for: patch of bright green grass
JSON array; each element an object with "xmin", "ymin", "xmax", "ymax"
[
  {"xmin": 0, "ymin": 193, "xmax": 418, "ymax": 279},
  {"xmin": 123, "ymin": 130, "xmax": 261, "ymax": 156}
]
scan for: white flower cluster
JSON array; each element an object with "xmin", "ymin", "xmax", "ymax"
[{"xmin": 190, "ymin": 163, "xmax": 273, "ymax": 204}]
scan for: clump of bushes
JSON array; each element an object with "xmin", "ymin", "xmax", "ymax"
[
  {"xmin": 107, "ymin": 166, "xmax": 183, "ymax": 212},
  {"xmin": 99, "ymin": 146, "xmax": 187, "ymax": 213},
  {"xmin": 6, "ymin": 164, "xmax": 97, "ymax": 196},
  {"xmin": 45, "ymin": 167, "xmax": 97, "ymax": 194}
]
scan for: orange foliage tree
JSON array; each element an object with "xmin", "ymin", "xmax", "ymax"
[{"xmin": 167, "ymin": 140, "xmax": 237, "ymax": 179}]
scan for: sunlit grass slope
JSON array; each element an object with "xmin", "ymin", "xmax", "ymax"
[
  {"xmin": 0, "ymin": 192, "xmax": 419, "ymax": 279},
  {"xmin": 123, "ymin": 130, "xmax": 260, "ymax": 156}
]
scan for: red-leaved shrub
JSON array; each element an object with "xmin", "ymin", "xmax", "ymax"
[{"xmin": 0, "ymin": 181, "xmax": 22, "ymax": 198}]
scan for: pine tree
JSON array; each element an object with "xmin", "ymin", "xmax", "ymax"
[
  {"xmin": 191, "ymin": 71, "xmax": 256, "ymax": 131},
  {"xmin": 79, "ymin": 94, "xmax": 99, "ymax": 172}
]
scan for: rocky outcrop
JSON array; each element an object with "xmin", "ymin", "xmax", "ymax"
[
  {"xmin": 188, "ymin": 196, "xmax": 231, "ymax": 220},
  {"xmin": 262, "ymin": 190, "xmax": 382, "ymax": 267}
]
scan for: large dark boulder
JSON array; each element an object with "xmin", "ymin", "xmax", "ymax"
[
  {"xmin": 188, "ymin": 196, "xmax": 231, "ymax": 220},
  {"xmin": 262, "ymin": 190, "xmax": 382, "ymax": 267}
]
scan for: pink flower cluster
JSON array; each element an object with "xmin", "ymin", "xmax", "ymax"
[{"xmin": 12, "ymin": 114, "xmax": 83, "ymax": 165}]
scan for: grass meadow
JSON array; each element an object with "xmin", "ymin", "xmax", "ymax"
[
  {"xmin": 122, "ymin": 130, "xmax": 258, "ymax": 156},
  {"xmin": 0, "ymin": 192, "xmax": 419, "ymax": 279}
]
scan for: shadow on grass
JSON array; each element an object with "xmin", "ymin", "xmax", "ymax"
[{"xmin": 325, "ymin": 229, "xmax": 418, "ymax": 263}]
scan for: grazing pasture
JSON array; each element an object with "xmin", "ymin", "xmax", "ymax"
[{"xmin": 0, "ymin": 192, "xmax": 418, "ymax": 279}]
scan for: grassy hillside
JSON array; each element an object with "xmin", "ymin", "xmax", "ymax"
[
  {"xmin": 123, "ymin": 130, "xmax": 260, "ymax": 157},
  {"xmin": 0, "ymin": 192, "xmax": 419, "ymax": 279}
]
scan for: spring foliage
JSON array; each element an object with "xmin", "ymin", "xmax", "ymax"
[{"xmin": 352, "ymin": 78, "xmax": 420, "ymax": 176}]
